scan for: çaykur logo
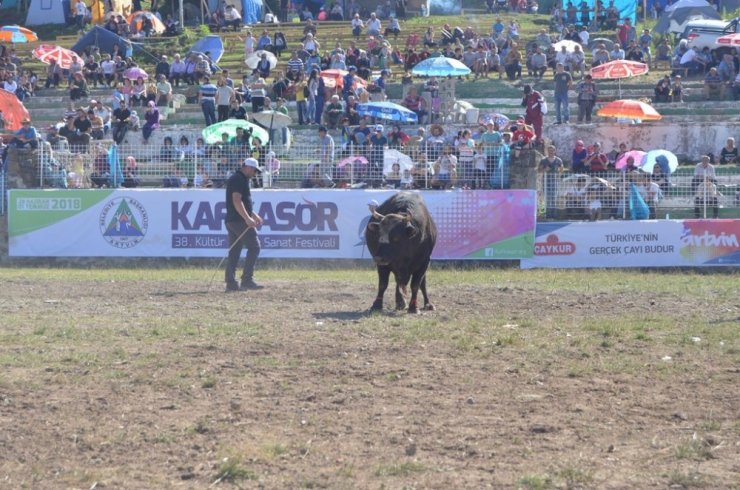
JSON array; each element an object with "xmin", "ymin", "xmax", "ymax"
[
  {"xmin": 99, "ymin": 197, "xmax": 149, "ymax": 249},
  {"xmin": 533, "ymin": 233, "xmax": 576, "ymax": 256}
]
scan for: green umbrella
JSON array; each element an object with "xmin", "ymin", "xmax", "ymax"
[{"xmin": 201, "ymin": 119, "xmax": 270, "ymax": 145}]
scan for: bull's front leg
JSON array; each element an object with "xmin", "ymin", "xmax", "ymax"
[
  {"xmin": 393, "ymin": 271, "xmax": 409, "ymax": 311},
  {"xmin": 370, "ymin": 266, "xmax": 391, "ymax": 311}
]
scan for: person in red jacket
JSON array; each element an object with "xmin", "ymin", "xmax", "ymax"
[{"xmin": 521, "ymin": 84, "xmax": 544, "ymax": 142}]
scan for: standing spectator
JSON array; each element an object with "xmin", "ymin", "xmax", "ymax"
[
  {"xmin": 538, "ymin": 145, "xmax": 563, "ymax": 219},
  {"xmin": 576, "ymin": 74, "xmax": 597, "ymax": 123},
  {"xmin": 240, "ymin": 30, "xmax": 256, "ymax": 58},
  {"xmin": 199, "ymin": 77, "xmax": 217, "ymax": 126},
  {"xmin": 75, "ymin": 0, "xmax": 87, "ymax": 30},
  {"xmin": 141, "ymin": 101, "xmax": 160, "ymax": 143},
  {"xmin": 307, "ymin": 69, "xmax": 319, "ymax": 124},
  {"xmin": 111, "ymin": 100, "xmax": 131, "ymax": 144},
  {"xmin": 553, "ymin": 63, "xmax": 572, "ymax": 124},
  {"xmin": 318, "ymin": 126, "xmax": 335, "ymax": 186},
  {"xmin": 571, "ymin": 140, "xmax": 588, "ymax": 173},
  {"xmin": 216, "ymin": 78, "xmax": 235, "ymax": 122},
  {"xmin": 617, "ymin": 18, "xmax": 636, "ymax": 49},
  {"xmin": 639, "ymin": 29, "xmax": 653, "ymax": 66},
  {"xmin": 584, "ymin": 142, "xmax": 608, "ymax": 174},
  {"xmin": 522, "ymin": 84, "xmax": 544, "ymax": 142},
  {"xmin": 692, "ymin": 155, "xmax": 716, "ymax": 193},
  {"xmin": 369, "ymin": 125, "xmax": 387, "ymax": 187},
  {"xmin": 294, "ymin": 73, "xmax": 308, "ymax": 125}
]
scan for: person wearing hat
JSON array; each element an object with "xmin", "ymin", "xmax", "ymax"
[
  {"xmin": 10, "ymin": 119, "xmax": 39, "ymax": 150},
  {"xmin": 224, "ymin": 158, "xmax": 264, "ymax": 292}
]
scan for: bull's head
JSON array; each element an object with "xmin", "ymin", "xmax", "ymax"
[{"xmin": 366, "ymin": 211, "xmax": 418, "ymax": 265}]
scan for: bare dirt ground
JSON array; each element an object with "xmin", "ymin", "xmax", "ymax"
[{"xmin": 0, "ymin": 269, "xmax": 738, "ymax": 489}]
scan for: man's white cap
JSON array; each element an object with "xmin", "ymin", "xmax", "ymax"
[
  {"xmin": 375, "ymin": 124, "xmax": 384, "ymax": 132},
  {"xmin": 242, "ymin": 157, "xmax": 262, "ymax": 172}
]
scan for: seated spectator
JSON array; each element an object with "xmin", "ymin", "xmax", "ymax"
[
  {"xmin": 609, "ymin": 44, "xmax": 625, "ymax": 61},
  {"xmin": 704, "ymin": 67, "xmax": 723, "ymax": 100},
  {"xmin": 384, "ymin": 16, "xmax": 401, "ymax": 40},
  {"xmin": 169, "ymin": 53, "xmax": 187, "ymax": 87},
  {"xmin": 655, "ymin": 38, "xmax": 672, "ymax": 69},
  {"xmin": 366, "ymin": 13, "xmax": 382, "ymax": 36},
  {"xmin": 90, "ymin": 145, "xmax": 111, "ymax": 187},
  {"xmin": 325, "ymin": 95, "xmax": 344, "ymax": 129},
  {"xmin": 351, "ymin": 13, "xmax": 364, "ymax": 39},
  {"xmin": 672, "ymin": 75, "xmax": 684, "ymax": 102},
  {"xmin": 592, "ymin": 43, "xmax": 610, "ymax": 67},
  {"xmin": 10, "ymin": 119, "xmax": 39, "ymax": 149},
  {"xmin": 529, "ymin": 47, "xmax": 547, "ymax": 79},
  {"xmin": 69, "ymin": 72, "xmax": 89, "ymax": 101},
  {"xmin": 654, "ymin": 77, "xmax": 671, "ymax": 103},
  {"xmin": 567, "ymin": 45, "xmax": 585, "ymax": 78},
  {"xmin": 565, "ymin": 174, "xmax": 588, "ymax": 219},
  {"xmin": 123, "ymin": 156, "xmax": 140, "ymax": 188},
  {"xmin": 142, "ymin": 101, "xmax": 160, "ymax": 143},
  {"xmin": 504, "ymin": 42, "xmax": 522, "ymax": 80},
  {"xmin": 273, "ymin": 31, "xmax": 288, "ymax": 58},
  {"xmin": 402, "ymin": 86, "xmax": 427, "ymax": 123},
  {"xmin": 719, "ymin": 137, "xmax": 738, "ymax": 165},
  {"xmin": 694, "ymin": 179, "xmax": 720, "ymax": 219},
  {"xmin": 111, "ymin": 99, "xmax": 131, "ymax": 144},
  {"xmin": 223, "ymin": 5, "xmax": 242, "ymax": 32},
  {"xmin": 89, "ymin": 109, "xmax": 105, "ymax": 140}
]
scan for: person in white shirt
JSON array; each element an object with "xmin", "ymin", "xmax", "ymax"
[
  {"xmin": 351, "ymin": 13, "xmax": 364, "ymax": 39},
  {"xmin": 241, "ymin": 31, "xmax": 256, "ymax": 57},
  {"xmin": 680, "ymin": 46, "xmax": 700, "ymax": 75},
  {"xmin": 101, "ymin": 55, "xmax": 116, "ymax": 86},
  {"xmin": 215, "ymin": 78, "xmax": 235, "ymax": 122},
  {"xmin": 555, "ymin": 45, "xmax": 569, "ymax": 67},
  {"xmin": 2, "ymin": 77, "xmax": 18, "ymax": 94},
  {"xmin": 609, "ymin": 45, "xmax": 625, "ymax": 60},
  {"xmin": 169, "ymin": 54, "xmax": 187, "ymax": 87},
  {"xmin": 75, "ymin": 0, "xmax": 87, "ymax": 29},
  {"xmin": 223, "ymin": 5, "xmax": 242, "ymax": 32},
  {"xmin": 366, "ymin": 13, "xmax": 381, "ymax": 37},
  {"xmin": 578, "ymin": 26, "xmax": 589, "ymax": 46}
]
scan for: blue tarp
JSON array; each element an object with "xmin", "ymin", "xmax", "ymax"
[
  {"xmin": 583, "ymin": 0, "xmax": 637, "ymax": 25},
  {"xmin": 71, "ymin": 26, "xmax": 140, "ymax": 57},
  {"xmin": 208, "ymin": 0, "xmax": 264, "ymax": 24}
]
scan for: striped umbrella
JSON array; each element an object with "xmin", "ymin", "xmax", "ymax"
[
  {"xmin": 0, "ymin": 25, "xmax": 39, "ymax": 43},
  {"xmin": 32, "ymin": 44, "xmax": 78, "ymax": 70},
  {"xmin": 591, "ymin": 60, "xmax": 649, "ymax": 97}
]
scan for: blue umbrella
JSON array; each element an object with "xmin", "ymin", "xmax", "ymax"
[
  {"xmin": 411, "ymin": 56, "xmax": 471, "ymax": 77},
  {"xmin": 641, "ymin": 149, "xmax": 679, "ymax": 174},
  {"xmin": 357, "ymin": 102, "xmax": 418, "ymax": 123}
]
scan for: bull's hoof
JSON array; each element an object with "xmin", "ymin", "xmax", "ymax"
[
  {"xmin": 395, "ymin": 300, "xmax": 407, "ymax": 311},
  {"xmin": 369, "ymin": 301, "xmax": 383, "ymax": 312},
  {"xmin": 423, "ymin": 303, "xmax": 436, "ymax": 311},
  {"xmin": 407, "ymin": 306, "xmax": 420, "ymax": 314}
]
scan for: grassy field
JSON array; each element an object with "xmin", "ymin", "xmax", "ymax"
[{"xmin": 0, "ymin": 266, "xmax": 738, "ymax": 488}]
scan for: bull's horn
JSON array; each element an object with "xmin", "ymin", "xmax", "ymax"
[{"xmin": 372, "ymin": 210, "xmax": 385, "ymax": 220}]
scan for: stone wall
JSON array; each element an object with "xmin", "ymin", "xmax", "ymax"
[{"xmin": 543, "ymin": 122, "xmax": 740, "ymax": 164}]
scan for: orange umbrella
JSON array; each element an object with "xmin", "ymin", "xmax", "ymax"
[
  {"xmin": 597, "ymin": 99, "xmax": 662, "ymax": 121},
  {"xmin": 0, "ymin": 89, "xmax": 31, "ymax": 131},
  {"xmin": 716, "ymin": 32, "xmax": 740, "ymax": 47},
  {"xmin": 33, "ymin": 44, "xmax": 78, "ymax": 70},
  {"xmin": 320, "ymin": 69, "xmax": 367, "ymax": 90},
  {"xmin": 591, "ymin": 60, "xmax": 648, "ymax": 97},
  {"xmin": 0, "ymin": 25, "xmax": 38, "ymax": 43}
]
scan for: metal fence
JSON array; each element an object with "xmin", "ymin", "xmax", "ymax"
[{"xmin": 19, "ymin": 140, "xmax": 740, "ymax": 219}]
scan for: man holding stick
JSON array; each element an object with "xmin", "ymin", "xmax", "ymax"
[{"xmin": 225, "ymin": 158, "xmax": 264, "ymax": 292}]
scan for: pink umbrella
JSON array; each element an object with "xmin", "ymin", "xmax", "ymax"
[
  {"xmin": 32, "ymin": 44, "xmax": 78, "ymax": 70},
  {"xmin": 123, "ymin": 67, "xmax": 148, "ymax": 80},
  {"xmin": 338, "ymin": 155, "xmax": 369, "ymax": 168},
  {"xmin": 615, "ymin": 150, "xmax": 647, "ymax": 169}
]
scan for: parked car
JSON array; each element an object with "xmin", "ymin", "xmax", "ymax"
[{"xmin": 683, "ymin": 17, "xmax": 739, "ymax": 54}]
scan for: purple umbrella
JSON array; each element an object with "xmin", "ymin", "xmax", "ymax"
[{"xmin": 123, "ymin": 67, "xmax": 148, "ymax": 80}]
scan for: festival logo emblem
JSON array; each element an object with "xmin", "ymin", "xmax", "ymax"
[{"xmin": 99, "ymin": 197, "xmax": 148, "ymax": 249}]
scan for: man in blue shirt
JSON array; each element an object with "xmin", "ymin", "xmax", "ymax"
[
  {"xmin": 198, "ymin": 77, "xmax": 218, "ymax": 126},
  {"xmin": 11, "ymin": 119, "xmax": 39, "ymax": 149}
]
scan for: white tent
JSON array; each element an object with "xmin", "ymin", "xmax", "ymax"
[{"xmin": 26, "ymin": 0, "xmax": 66, "ymax": 25}]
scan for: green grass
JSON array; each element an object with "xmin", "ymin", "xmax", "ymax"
[{"xmin": 374, "ymin": 461, "xmax": 427, "ymax": 477}]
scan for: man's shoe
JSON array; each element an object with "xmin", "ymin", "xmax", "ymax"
[
  {"xmin": 240, "ymin": 279, "xmax": 264, "ymax": 290},
  {"xmin": 225, "ymin": 282, "xmax": 240, "ymax": 292}
]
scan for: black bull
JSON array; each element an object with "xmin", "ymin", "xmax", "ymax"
[{"xmin": 365, "ymin": 192, "xmax": 436, "ymax": 314}]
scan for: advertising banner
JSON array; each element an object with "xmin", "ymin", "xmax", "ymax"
[
  {"xmin": 521, "ymin": 220, "xmax": 740, "ymax": 269},
  {"xmin": 8, "ymin": 189, "xmax": 537, "ymax": 259}
]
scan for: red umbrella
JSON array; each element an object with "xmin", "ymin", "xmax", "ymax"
[
  {"xmin": 716, "ymin": 32, "xmax": 740, "ymax": 47},
  {"xmin": 32, "ymin": 44, "xmax": 78, "ymax": 70},
  {"xmin": 591, "ymin": 60, "xmax": 649, "ymax": 97},
  {"xmin": 320, "ymin": 69, "xmax": 367, "ymax": 90},
  {"xmin": 597, "ymin": 99, "xmax": 662, "ymax": 122},
  {"xmin": 0, "ymin": 89, "xmax": 31, "ymax": 132}
]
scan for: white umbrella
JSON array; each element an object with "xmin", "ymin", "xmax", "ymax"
[
  {"xmin": 664, "ymin": 0, "xmax": 712, "ymax": 12},
  {"xmin": 383, "ymin": 149, "xmax": 414, "ymax": 176},
  {"xmin": 553, "ymin": 40, "xmax": 581, "ymax": 53},
  {"xmin": 252, "ymin": 110, "xmax": 292, "ymax": 129},
  {"xmin": 246, "ymin": 50, "xmax": 278, "ymax": 70}
]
